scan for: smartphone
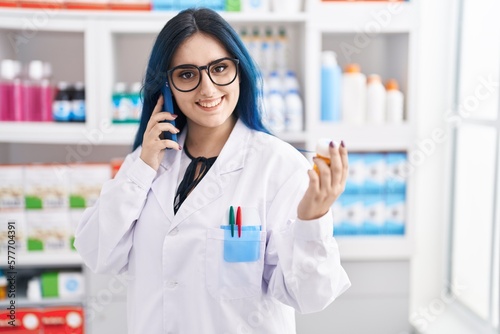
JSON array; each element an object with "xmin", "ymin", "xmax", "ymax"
[{"xmin": 161, "ymin": 80, "xmax": 177, "ymax": 142}]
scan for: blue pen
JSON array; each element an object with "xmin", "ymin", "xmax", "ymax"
[{"xmin": 229, "ymin": 206, "xmax": 235, "ymax": 237}]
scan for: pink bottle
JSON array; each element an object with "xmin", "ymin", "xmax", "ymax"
[
  {"xmin": 0, "ymin": 60, "xmax": 17, "ymax": 121},
  {"xmin": 40, "ymin": 62, "xmax": 54, "ymax": 122}
]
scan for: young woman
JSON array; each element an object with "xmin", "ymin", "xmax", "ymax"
[{"xmin": 75, "ymin": 7, "xmax": 350, "ymax": 334}]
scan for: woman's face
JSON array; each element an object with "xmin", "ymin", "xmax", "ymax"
[{"xmin": 169, "ymin": 33, "xmax": 239, "ymax": 132}]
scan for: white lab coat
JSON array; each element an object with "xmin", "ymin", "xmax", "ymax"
[{"xmin": 75, "ymin": 119, "xmax": 350, "ymax": 334}]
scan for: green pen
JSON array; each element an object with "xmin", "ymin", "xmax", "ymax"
[{"xmin": 229, "ymin": 206, "xmax": 235, "ymax": 237}]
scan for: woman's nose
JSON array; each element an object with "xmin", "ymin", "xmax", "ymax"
[{"xmin": 199, "ymin": 70, "xmax": 216, "ymax": 97}]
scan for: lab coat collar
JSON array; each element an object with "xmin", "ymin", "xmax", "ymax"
[{"xmin": 151, "ymin": 118, "xmax": 251, "ymax": 230}]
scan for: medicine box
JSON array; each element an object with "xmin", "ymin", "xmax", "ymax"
[
  {"xmin": 25, "ymin": 210, "xmax": 70, "ymax": 251},
  {"xmin": 0, "ymin": 211, "xmax": 27, "ymax": 253},
  {"xmin": 67, "ymin": 164, "xmax": 111, "ymax": 209},
  {"xmin": 24, "ymin": 165, "xmax": 69, "ymax": 210}
]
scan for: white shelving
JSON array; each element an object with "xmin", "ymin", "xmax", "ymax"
[
  {"xmin": 0, "ymin": 297, "xmax": 83, "ymax": 307},
  {"xmin": 0, "ymin": 4, "xmax": 419, "ymax": 333},
  {"xmin": 0, "ymin": 251, "xmax": 83, "ymax": 267},
  {"xmin": 0, "ymin": 1, "xmax": 418, "ymax": 259}
]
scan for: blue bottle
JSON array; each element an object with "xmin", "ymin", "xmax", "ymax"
[{"xmin": 321, "ymin": 51, "xmax": 341, "ymax": 121}]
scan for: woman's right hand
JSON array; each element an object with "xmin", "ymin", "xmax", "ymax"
[{"xmin": 140, "ymin": 95, "xmax": 181, "ymax": 171}]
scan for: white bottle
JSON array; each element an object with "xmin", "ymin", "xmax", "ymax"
[
  {"xmin": 27, "ymin": 277, "xmax": 42, "ymax": 301},
  {"xmin": 261, "ymin": 27, "xmax": 274, "ymax": 75},
  {"xmin": 284, "ymin": 89, "xmax": 303, "ymax": 132},
  {"xmin": 283, "ymin": 70, "xmax": 300, "ymax": 92},
  {"xmin": 366, "ymin": 74, "xmax": 386, "ymax": 124},
  {"xmin": 341, "ymin": 63, "xmax": 366, "ymax": 124},
  {"xmin": 265, "ymin": 89, "xmax": 285, "ymax": 133},
  {"xmin": 386, "ymin": 79, "xmax": 404, "ymax": 123},
  {"xmin": 266, "ymin": 71, "xmax": 283, "ymax": 94},
  {"xmin": 248, "ymin": 27, "xmax": 262, "ymax": 67},
  {"xmin": 274, "ymin": 27, "xmax": 288, "ymax": 72}
]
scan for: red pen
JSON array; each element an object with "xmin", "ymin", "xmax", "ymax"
[{"xmin": 237, "ymin": 206, "xmax": 242, "ymax": 238}]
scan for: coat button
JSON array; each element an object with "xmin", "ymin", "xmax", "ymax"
[
  {"xmin": 166, "ymin": 281, "xmax": 178, "ymax": 289},
  {"xmin": 169, "ymin": 227, "xmax": 179, "ymax": 236}
]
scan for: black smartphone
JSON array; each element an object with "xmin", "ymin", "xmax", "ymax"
[{"xmin": 161, "ymin": 80, "xmax": 177, "ymax": 142}]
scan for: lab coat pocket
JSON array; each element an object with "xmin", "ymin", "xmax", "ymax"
[{"xmin": 206, "ymin": 227, "xmax": 266, "ymax": 300}]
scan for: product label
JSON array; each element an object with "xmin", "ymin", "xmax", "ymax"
[
  {"xmin": 71, "ymin": 100, "xmax": 86, "ymax": 121},
  {"xmin": 52, "ymin": 101, "xmax": 72, "ymax": 122}
]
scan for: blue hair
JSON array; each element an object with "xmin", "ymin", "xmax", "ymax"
[{"xmin": 133, "ymin": 7, "xmax": 269, "ymax": 150}]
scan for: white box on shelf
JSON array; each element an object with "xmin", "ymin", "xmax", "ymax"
[
  {"xmin": 25, "ymin": 210, "xmax": 70, "ymax": 252},
  {"xmin": 0, "ymin": 166, "xmax": 24, "ymax": 210},
  {"xmin": 24, "ymin": 165, "xmax": 69, "ymax": 210},
  {"xmin": 67, "ymin": 164, "xmax": 112, "ymax": 209}
]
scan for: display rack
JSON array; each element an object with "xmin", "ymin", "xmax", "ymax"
[{"xmin": 0, "ymin": 2, "xmax": 419, "ymax": 332}]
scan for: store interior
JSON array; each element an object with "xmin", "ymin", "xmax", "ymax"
[{"xmin": 0, "ymin": 0, "xmax": 499, "ymax": 333}]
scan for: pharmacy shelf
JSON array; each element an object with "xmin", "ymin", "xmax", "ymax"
[
  {"xmin": 0, "ymin": 251, "xmax": 82, "ymax": 267},
  {"xmin": 309, "ymin": 123, "xmax": 415, "ymax": 152},
  {"xmin": 0, "ymin": 122, "xmax": 88, "ymax": 145},
  {"xmin": 0, "ymin": 8, "xmax": 307, "ymax": 26},
  {"xmin": 310, "ymin": 1, "xmax": 417, "ymax": 33},
  {"xmin": 0, "ymin": 121, "xmax": 309, "ymax": 146},
  {"xmin": 337, "ymin": 236, "xmax": 413, "ymax": 261}
]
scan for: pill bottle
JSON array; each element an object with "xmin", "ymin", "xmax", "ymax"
[{"xmin": 313, "ymin": 138, "xmax": 338, "ymax": 173}]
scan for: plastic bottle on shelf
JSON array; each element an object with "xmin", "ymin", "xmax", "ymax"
[
  {"xmin": 112, "ymin": 82, "xmax": 132, "ymax": 123},
  {"xmin": 386, "ymin": 79, "xmax": 404, "ymax": 123},
  {"xmin": 71, "ymin": 82, "xmax": 86, "ymax": 122},
  {"xmin": 266, "ymin": 71, "xmax": 283, "ymax": 94},
  {"xmin": 261, "ymin": 27, "xmax": 274, "ymax": 75},
  {"xmin": 274, "ymin": 27, "xmax": 288, "ymax": 72},
  {"xmin": 12, "ymin": 61, "xmax": 24, "ymax": 121},
  {"xmin": 129, "ymin": 81, "xmax": 143, "ymax": 122},
  {"xmin": 283, "ymin": 70, "xmax": 300, "ymax": 93},
  {"xmin": 248, "ymin": 27, "xmax": 262, "ymax": 67},
  {"xmin": 341, "ymin": 63, "xmax": 366, "ymax": 124},
  {"xmin": 23, "ymin": 60, "xmax": 46, "ymax": 122},
  {"xmin": 313, "ymin": 138, "xmax": 339, "ymax": 174},
  {"xmin": 265, "ymin": 89, "xmax": 285, "ymax": 133},
  {"xmin": 239, "ymin": 27, "xmax": 250, "ymax": 50},
  {"xmin": 0, "ymin": 59, "xmax": 17, "ymax": 121},
  {"xmin": 52, "ymin": 81, "xmax": 72, "ymax": 122},
  {"xmin": 366, "ymin": 74, "xmax": 386, "ymax": 124},
  {"xmin": 320, "ymin": 51, "xmax": 342, "ymax": 122},
  {"xmin": 40, "ymin": 62, "xmax": 54, "ymax": 122},
  {"xmin": 284, "ymin": 89, "xmax": 303, "ymax": 132}
]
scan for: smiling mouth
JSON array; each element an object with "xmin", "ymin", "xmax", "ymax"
[{"xmin": 197, "ymin": 97, "xmax": 223, "ymax": 108}]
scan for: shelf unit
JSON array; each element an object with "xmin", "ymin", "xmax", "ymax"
[
  {"xmin": 0, "ymin": 3, "xmax": 419, "ymax": 332},
  {"xmin": 0, "ymin": 251, "xmax": 83, "ymax": 267}
]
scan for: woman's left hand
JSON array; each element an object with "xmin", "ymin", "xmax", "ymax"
[{"xmin": 297, "ymin": 141, "xmax": 348, "ymax": 221}]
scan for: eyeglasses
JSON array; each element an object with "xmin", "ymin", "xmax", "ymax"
[{"xmin": 167, "ymin": 57, "xmax": 239, "ymax": 93}]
